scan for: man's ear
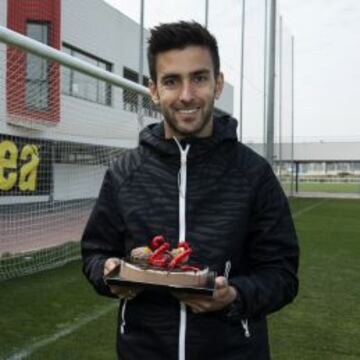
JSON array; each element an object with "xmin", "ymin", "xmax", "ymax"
[
  {"xmin": 215, "ymin": 72, "xmax": 224, "ymax": 99},
  {"xmin": 149, "ymin": 79, "xmax": 159, "ymax": 105}
]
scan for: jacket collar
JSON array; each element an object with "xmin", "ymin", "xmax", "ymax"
[{"xmin": 140, "ymin": 115, "xmax": 238, "ymax": 158}]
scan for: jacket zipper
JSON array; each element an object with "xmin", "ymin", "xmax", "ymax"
[
  {"xmin": 174, "ymin": 137, "xmax": 190, "ymax": 360},
  {"xmin": 241, "ymin": 318, "xmax": 251, "ymax": 338},
  {"xmin": 176, "ymin": 139, "xmax": 190, "ymax": 243},
  {"xmin": 120, "ymin": 298, "xmax": 128, "ymax": 335},
  {"xmin": 173, "ymin": 140, "xmax": 251, "ymax": 353}
]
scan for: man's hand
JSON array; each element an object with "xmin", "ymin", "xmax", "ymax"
[
  {"xmin": 174, "ymin": 276, "xmax": 238, "ymax": 313},
  {"xmin": 104, "ymin": 257, "xmax": 142, "ymax": 300}
]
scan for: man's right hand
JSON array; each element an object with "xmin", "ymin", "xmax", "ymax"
[{"xmin": 104, "ymin": 257, "xmax": 141, "ymax": 300}]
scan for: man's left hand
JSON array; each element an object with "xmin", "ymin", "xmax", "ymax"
[{"xmin": 174, "ymin": 276, "xmax": 238, "ymax": 313}]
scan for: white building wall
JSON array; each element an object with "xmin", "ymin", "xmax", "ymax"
[
  {"xmin": 59, "ymin": 0, "xmax": 149, "ymax": 146},
  {"xmin": 0, "ymin": 0, "xmax": 6, "ymax": 27},
  {"xmin": 216, "ymin": 82, "xmax": 233, "ymax": 115},
  {"xmin": 60, "ymin": 0, "xmax": 234, "ymax": 143},
  {"xmin": 62, "ymin": 0, "xmax": 149, "ymax": 74},
  {"xmin": 54, "ymin": 164, "xmax": 106, "ymax": 201}
]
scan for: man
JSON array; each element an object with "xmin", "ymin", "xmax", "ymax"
[{"xmin": 82, "ymin": 21, "xmax": 299, "ymax": 360}]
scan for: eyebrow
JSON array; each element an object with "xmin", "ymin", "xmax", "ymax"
[
  {"xmin": 160, "ymin": 69, "xmax": 211, "ymax": 80},
  {"xmin": 191, "ymin": 69, "xmax": 211, "ymax": 76}
]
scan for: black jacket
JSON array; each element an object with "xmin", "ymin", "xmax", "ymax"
[{"xmin": 81, "ymin": 116, "xmax": 299, "ymax": 360}]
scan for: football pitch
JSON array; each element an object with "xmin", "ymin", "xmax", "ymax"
[{"xmin": 1, "ymin": 198, "xmax": 359, "ymax": 359}]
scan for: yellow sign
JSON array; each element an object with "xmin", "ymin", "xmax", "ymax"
[{"xmin": 0, "ymin": 140, "xmax": 40, "ymax": 192}]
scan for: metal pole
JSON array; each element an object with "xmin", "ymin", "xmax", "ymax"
[
  {"xmin": 137, "ymin": 0, "xmax": 145, "ymax": 134},
  {"xmin": 0, "ymin": 26, "xmax": 149, "ymax": 95},
  {"xmin": 263, "ymin": 0, "xmax": 268, "ymax": 158},
  {"xmin": 205, "ymin": 0, "xmax": 209, "ymax": 28},
  {"xmin": 266, "ymin": 0, "xmax": 276, "ymax": 166},
  {"xmin": 290, "ymin": 36, "xmax": 295, "ymax": 196},
  {"xmin": 278, "ymin": 16, "xmax": 283, "ymax": 180},
  {"xmin": 239, "ymin": 0, "xmax": 246, "ymax": 142}
]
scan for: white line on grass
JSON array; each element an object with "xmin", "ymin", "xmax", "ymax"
[
  {"xmin": 5, "ymin": 303, "xmax": 118, "ymax": 360},
  {"xmin": 293, "ymin": 199, "xmax": 326, "ymax": 218}
]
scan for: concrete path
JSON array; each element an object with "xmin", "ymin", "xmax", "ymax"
[{"xmin": 290, "ymin": 191, "xmax": 360, "ymax": 199}]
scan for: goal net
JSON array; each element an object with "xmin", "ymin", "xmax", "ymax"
[{"xmin": 0, "ymin": 1, "xmax": 160, "ymax": 280}]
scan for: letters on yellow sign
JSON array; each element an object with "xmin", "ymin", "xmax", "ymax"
[{"xmin": 0, "ymin": 140, "xmax": 40, "ymax": 192}]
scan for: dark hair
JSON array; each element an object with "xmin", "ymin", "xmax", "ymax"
[{"xmin": 147, "ymin": 21, "xmax": 220, "ymax": 81}]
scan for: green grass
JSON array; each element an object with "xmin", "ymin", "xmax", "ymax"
[
  {"xmin": 1, "ymin": 198, "xmax": 360, "ymax": 359},
  {"xmin": 281, "ymin": 181, "xmax": 360, "ymax": 193},
  {"xmin": 269, "ymin": 198, "xmax": 360, "ymax": 359},
  {"xmin": 0, "ymin": 261, "xmax": 118, "ymax": 360}
]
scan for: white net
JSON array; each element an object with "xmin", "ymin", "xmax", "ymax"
[
  {"xmin": 0, "ymin": 50, "xmax": 159, "ymax": 279},
  {"xmin": 0, "ymin": 0, "xmax": 161, "ymax": 280}
]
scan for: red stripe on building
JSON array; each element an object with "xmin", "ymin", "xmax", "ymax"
[{"xmin": 6, "ymin": 0, "xmax": 61, "ymax": 125}]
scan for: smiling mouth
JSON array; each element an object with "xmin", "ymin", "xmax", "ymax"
[{"xmin": 177, "ymin": 108, "xmax": 200, "ymax": 114}]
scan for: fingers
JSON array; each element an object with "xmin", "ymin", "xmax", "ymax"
[
  {"xmin": 214, "ymin": 276, "xmax": 229, "ymax": 299},
  {"xmin": 173, "ymin": 277, "xmax": 234, "ymax": 313},
  {"xmin": 121, "ymin": 287, "xmax": 142, "ymax": 300},
  {"xmin": 120, "ymin": 288, "xmax": 138, "ymax": 300},
  {"xmin": 104, "ymin": 257, "xmax": 121, "ymax": 276},
  {"xmin": 109, "ymin": 285, "xmax": 123, "ymax": 296},
  {"xmin": 181, "ymin": 296, "xmax": 215, "ymax": 313},
  {"xmin": 215, "ymin": 276, "xmax": 228, "ymax": 289},
  {"xmin": 109, "ymin": 285, "xmax": 142, "ymax": 300},
  {"xmin": 189, "ymin": 305, "xmax": 205, "ymax": 314},
  {"xmin": 104, "ymin": 258, "xmax": 142, "ymax": 300}
]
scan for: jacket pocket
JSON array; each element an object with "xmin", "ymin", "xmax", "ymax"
[{"xmin": 225, "ymin": 313, "xmax": 252, "ymax": 342}]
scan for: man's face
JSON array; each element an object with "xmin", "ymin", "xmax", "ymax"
[{"xmin": 149, "ymin": 46, "xmax": 224, "ymax": 139}]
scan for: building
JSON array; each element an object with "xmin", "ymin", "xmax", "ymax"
[
  {"xmin": 248, "ymin": 142, "xmax": 360, "ymax": 176},
  {"xmin": 0, "ymin": 0, "xmax": 234, "ymax": 206}
]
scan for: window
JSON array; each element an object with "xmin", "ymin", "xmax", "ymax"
[
  {"xmin": 62, "ymin": 44, "xmax": 112, "ymax": 106},
  {"xmin": 25, "ymin": 22, "xmax": 49, "ymax": 110},
  {"xmin": 123, "ymin": 67, "xmax": 161, "ymax": 119}
]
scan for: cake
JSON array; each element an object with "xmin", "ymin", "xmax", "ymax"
[
  {"xmin": 118, "ymin": 259, "xmax": 212, "ymax": 287},
  {"xmin": 109, "ymin": 235, "xmax": 215, "ymax": 290}
]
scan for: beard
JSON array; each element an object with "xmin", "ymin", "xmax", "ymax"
[{"xmin": 160, "ymin": 96, "xmax": 216, "ymax": 139}]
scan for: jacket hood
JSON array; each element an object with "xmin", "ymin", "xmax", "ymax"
[{"xmin": 139, "ymin": 115, "xmax": 238, "ymax": 158}]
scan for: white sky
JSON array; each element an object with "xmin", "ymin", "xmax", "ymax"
[{"xmin": 105, "ymin": 0, "xmax": 360, "ymax": 142}]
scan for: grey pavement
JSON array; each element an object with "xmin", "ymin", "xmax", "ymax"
[{"xmin": 288, "ymin": 191, "xmax": 360, "ymax": 199}]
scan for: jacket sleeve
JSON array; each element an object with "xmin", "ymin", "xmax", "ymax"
[
  {"xmin": 229, "ymin": 162, "xmax": 299, "ymax": 319},
  {"xmin": 81, "ymin": 167, "xmax": 126, "ymax": 298}
]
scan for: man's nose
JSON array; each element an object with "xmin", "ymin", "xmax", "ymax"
[{"xmin": 179, "ymin": 81, "xmax": 194, "ymax": 103}]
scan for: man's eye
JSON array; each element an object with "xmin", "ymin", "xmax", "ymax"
[
  {"xmin": 163, "ymin": 78, "xmax": 177, "ymax": 87},
  {"xmin": 193, "ymin": 75, "xmax": 207, "ymax": 83}
]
